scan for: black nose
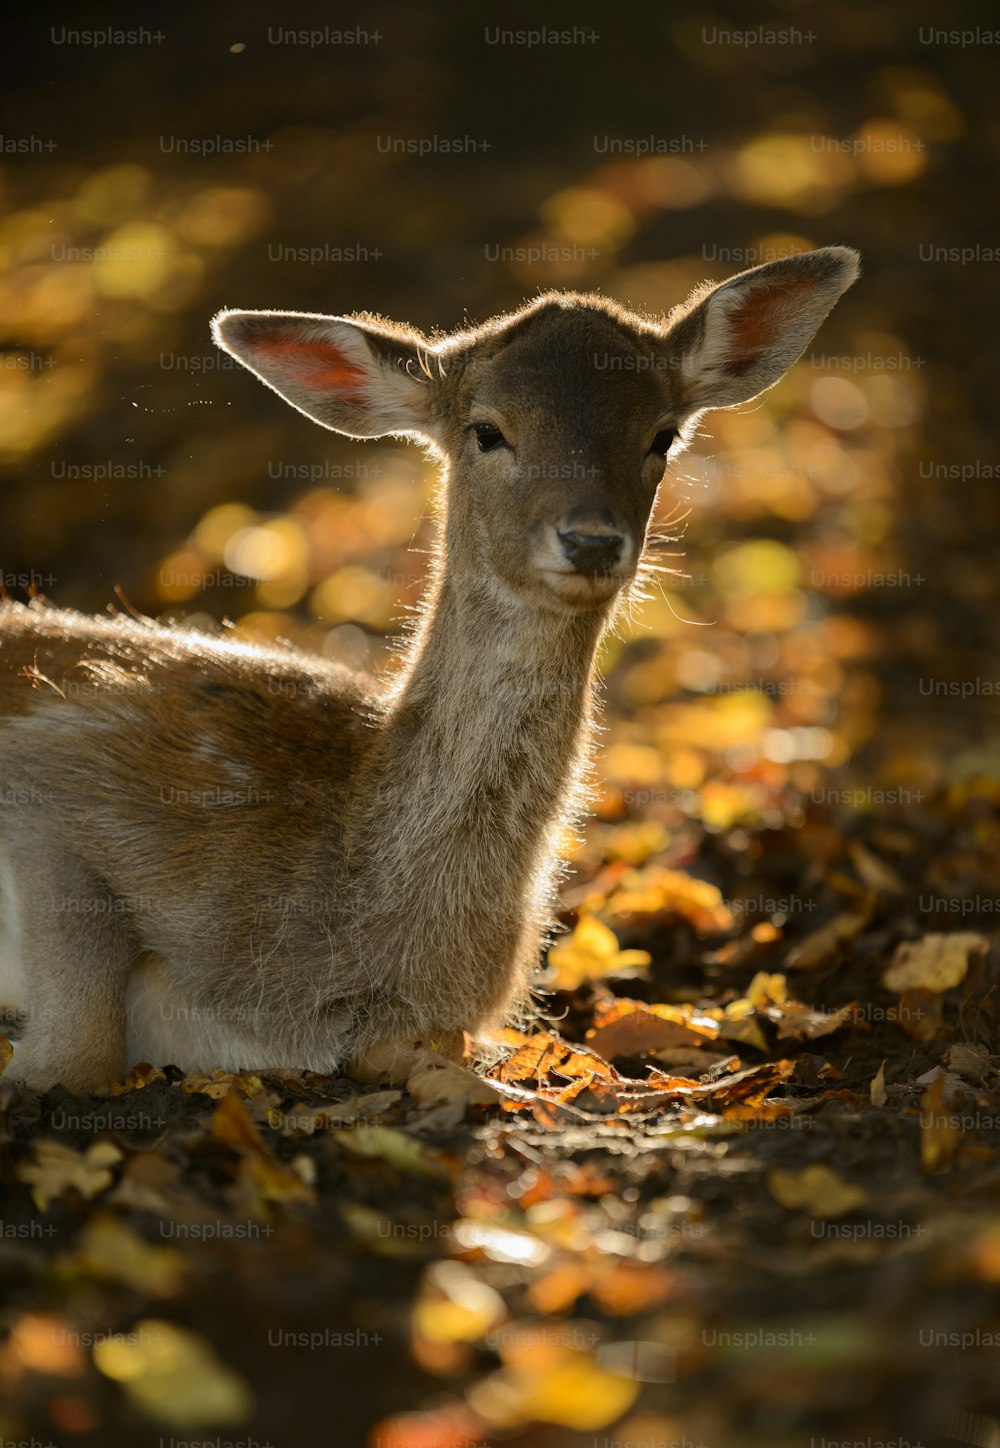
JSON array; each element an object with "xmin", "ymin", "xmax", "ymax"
[{"xmin": 557, "ymin": 529, "xmax": 625, "ymax": 574}]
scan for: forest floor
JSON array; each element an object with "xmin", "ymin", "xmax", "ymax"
[{"xmin": 3, "ymin": 708, "xmax": 1000, "ymax": 1448}]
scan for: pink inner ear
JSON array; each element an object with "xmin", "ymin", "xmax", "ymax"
[
  {"xmin": 251, "ymin": 335, "xmax": 369, "ymax": 399},
  {"xmin": 725, "ymin": 277, "xmax": 813, "ymax": 365}
]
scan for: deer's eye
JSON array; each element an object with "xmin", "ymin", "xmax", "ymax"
[
  {"xmin": 649, "ymin": 427, "xmax": 677, "ymax": 458},
  {"xmin": 472, "ymin": 422, "xmax": 508, "ymax": 452}
]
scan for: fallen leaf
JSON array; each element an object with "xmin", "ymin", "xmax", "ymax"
[
  {"xmin": 848, "ymin": 841, "xmax": 905, "ymax": 895},
  {"xmin": 94, "ymin": 1319, "xmax": 252, "ymax": 1429},
  {"xmin": 406, "ymin": 1053, "xmax": 504, "ymax": 1110},
  {"xmin": 332, "ymin": 1125, "xmax": 448, "ymax": 1178},
  {"xmin": 586, "ymin": 999, "xmax": 716, "ymax": 1059},
  {"xmin": 16, "ymin": 1141, "xmax": 122, "ymax": 1211},
  {"xmin": 891, "ymin": 988, "xmax": 944, "ymax": 1040},
  {"xmin": 413, "ymin": 1261, "xmax": 506, "ymax": 1344},
  {"xmin": 103, "ymin": 1062, "xmax": 167, "ymax": 1095},
  {"xmin": 768, "ymin": 999, "xmax": 858, "ymax": 1041},
  {"xmin": 211, "ymin": 1093, "xmax": 314, "ymax": 1205},
  {"xmin": 870, "ymin": 1061, "xmax": 888, "ymax": 1107},
  {"xmin": 0, "ymin": 1035, "xmax": 14, "ymax": 1076},
  {"xmin": 768, "ymin": 1164, "xmax": 870, "ymax": 1218},
  {"xmin": 883, "ymin": 932, "xmax": 989, "ymax": 994},
  {"xmin": 369, "ymin": 1406, "xmax": 487, "ymax": 1448},
  {"xmin": 920, "ymin": 1076, "xmax": 964, "ymax": 1173},
  {"xmin": 272, "ymin": 1089, "xmax": 402, "ymax": 1135},
  {"xmin": 60, "ymin": 1213, "xmax": 185, "ymax": 1294},
  {"xmin": 108, "ymin": 1152, "xmax": 187, "ymax": 1215},
  {"xmin": 468, "ymin": 1340, "xmax": 638, "ymax": 1431},
  {"xmin": 589, "ymin": 1261, "xmax": 677, "ymax": 1315},
  {"xmin": 182, "ymin": 1070, "xmax": 264, "ymax": 1100},
  {"xmin": 785, "ymin": 908, "xmax": 872, "ymax": 971},
  {"xmin": 945, "ymin": 1042, "xmax": 993, "ymax": 1085},
  {"xmin": 604, "ymin": 866, "xmax": 735, "ymax": 934},
  {"xmin": 548, "ymin": 915, "xmax": 651, "ymax": 990}
]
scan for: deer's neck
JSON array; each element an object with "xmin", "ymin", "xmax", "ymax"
[{"xmin": 343, "ymin": 571, "xmax": 606, "ymax": 1014}]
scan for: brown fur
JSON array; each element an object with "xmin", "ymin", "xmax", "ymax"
[{"xmin": 0, "ymin": 248, "xmax": 859, "ymax": 1090}]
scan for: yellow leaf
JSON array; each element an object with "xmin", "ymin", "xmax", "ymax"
[
  {"xmin": 414, "ymin": 1262, "xmax": 506, "ymax": 1344},
  {"xmin": 0, "ymin": 1035, "xmax": 13, "ymax": 1076},
  {"xmin": 469, "ymin": 1342, "xmax": 637, "ymax": 1430},
  {"xmin": 605, "ymin": 865, "xmax": 734, "ymax": 933},
  {"xmin": 920, "ymin": 1076, "xmax": 964, "ymax": 1173},
  {"xmin": 16, "ymin": 1140, "xmax": 122, "ymax": 1211},
  {"xmin": 182, "ymin": 1070, "xmax": 264, "ymax": 1100},
  {"xmin": 747, "ymin": 971, "xmax": 788, "ymax": 1007},
  {"xmin": 340, "ymin": 1202, "xmax": 430, "ymax": 1259},
  {"xmin": 883, "ymin": 932, "xmax": 988, "ymax": 994},
  {"xmin": 94, "ymin": 1319, "xmax": 252, "ymax": 1429},
  {"xmin": 332, "ymin": 1125, "xmax": 447, "ymax": 1178},
  {"xmin": 62, "ymin": 1213, "xmax": 185, "ymax": 1295},
  {"xmin": 768, "ymin": 1164, "xmax": 869, "ymax": 1218},
  {"xmin": 548, "ymin": 916, "xmax": 650, "ymax": 989}
]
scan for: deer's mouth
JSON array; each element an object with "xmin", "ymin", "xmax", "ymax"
[{"xmin": 538, "ymin": 567, "xmax": 629, "ymax": 608}]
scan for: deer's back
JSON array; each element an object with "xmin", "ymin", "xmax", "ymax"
[{"xmin": 0, "ymin": 601, "xmax": 382, "ymax": 907}]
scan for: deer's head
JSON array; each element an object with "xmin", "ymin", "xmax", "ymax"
[{"xmin": 214, "ymin": 246, "xmax": 858, "ymax": 615}]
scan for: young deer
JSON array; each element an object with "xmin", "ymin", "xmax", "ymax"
[{"xmin": 0, "ymin": 247, "xmax": 858, "ymax": 1092}]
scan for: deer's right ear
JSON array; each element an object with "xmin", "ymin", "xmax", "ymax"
[{"xmin": 211, "ymin": 309, "xmax": 438, "ymax": 441}]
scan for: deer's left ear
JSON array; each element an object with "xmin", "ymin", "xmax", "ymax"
[
  {"xmin": 664, "ymin": 246, "xmax": 860, "ymax": 412},
  {"xmin": 212, "ymin": 309, "xmax": 439, "ymax": 441}
]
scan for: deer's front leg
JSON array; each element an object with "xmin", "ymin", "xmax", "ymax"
[{"xmin": 0, "ymin": 842, "xmax": 136, "ymax": 1093}]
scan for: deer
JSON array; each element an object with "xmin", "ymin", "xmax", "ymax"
[{"xmin": 0, "ymin": 246, "xmax": 859, "ymax": 1093}]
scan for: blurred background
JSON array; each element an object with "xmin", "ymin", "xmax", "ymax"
[
  {"xmin": 3, "ymin": 0, "xmax": 998, "ymax": 821},
  {"xmin": 2, "ymin": 4, "xmax": 1000, "ymax": 1445}
]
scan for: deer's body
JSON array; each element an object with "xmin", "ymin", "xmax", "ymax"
[{"xmin": 0, "ymin": 249, "xmax": 859, "ymax": 1090}]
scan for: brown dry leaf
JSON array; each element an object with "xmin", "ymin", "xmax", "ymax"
[
  {"xmin": 211, "ymin": 1090, "xmax": 265, "ymax": 1153},
  {"xmin": 945, "ymin": 1042, "xmax": 994, "ymax": 1085},
  {"xmin": 499, "ymin": 1032, "xmax": 620, "ymax": 1089},
  {"xmin": 586, "ymin": 999, "xmax": 715, "ymax": 1059},
  {"xmin": 848, "ymin": 841, "xmax": 906, "ymax": 895},
  {"xmin": 273, "ymin": 1089, "xmax": 403, "ymax": 1135},
  {"xmin": 768, "ymin": 1164, "xmax": 870, "ymax": 1218},
  {"xmin": 883, "ymin": 932, "xmax": 989, "ymax": 994},
  {"xmin": 0, "ymin": 1035, "xmax": 14, "ymax": 1076},
  {"xmin": 785, "ymin": 907, "xmax": 872, "ymax": 971},
  {"xmin": 892, "ymin": 988, "xmax": 944, "ymax": 1040},
  {"xmin": 920, "ymin": 1075, "xmax": 964, "ymax": 1173},
  {"xmin": 768, "ymin": 999, "xmax": 858, "ymax": 1041},
  {"xmin": 212, "ymin": 1092, "xmax": 314, "ymax": 1205},
  {"xmin": 716, "ymin": 1008, "xmax": 770, "ymax": 1053},
  {"xmin": 407, "ymin": 1053, "xmax": 504, "ymax": 1110},
  {"xmin": 103, "ymin": 1061, "xmax": 167, "ymax": 1095},
  {"xmin": 110, "ymin": 1146, "xmax": 192, "ymax": 1216},
  {"xmin": 501, "ymin": 1034, "xmax": 570, "ymax": 1085},
  {"xmin": 548, "ymin": 915, "xmax": 651, "ymax": 990},
  {"xmin": 16, "ymin": 1140, "xmax": 122, "ymax": 1211},
  {"xmin": 870, "ymin": 1060, "xmax": 888, "ymax": 1107},
  {"xmin": 182, "ymin": 1070, "xmax": 264, "ymax": 1100}
]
